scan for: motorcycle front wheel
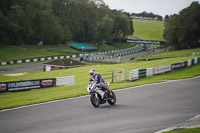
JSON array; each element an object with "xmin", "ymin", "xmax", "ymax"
[
  {"xmin": 90, "ymin": 93, "xmax": 100, "ymax": 107},
  {"xmin": 108, "ymin": 91, "xmax": 116, "ymax": 105}
]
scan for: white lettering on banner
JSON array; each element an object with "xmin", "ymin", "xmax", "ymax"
[
  {"xmin": 54, "ymin": 57, "xmax": 58, "ymax": 60},
  {"xmin": 8, "ymin": 86, "xmax": 40, "ymax": 91},
  {"xmin": 56, "ymin": 76, "xmax": 75, "ymax": 86},
  {"xmin": 16, "ymin": 81, "xmax": 40, "ymax": 87},
  {"xmin": 48, "ymin": 57, "xmax": 52, "ymax": 60},
  {"xmin": 126, "ymin": 40, "xmax": 161, "ymax": 44},
  {"xmin": 33, "ymin": 59, "xmax": 38, "ymax": 62},
  {"xmin": 72, "ymin": 55, "xmax": 76, "ymax": 58},
  {"xmin": 153, "ymin": 65, "xmax": 171, "ymax": 75},
  {"xmin": 41, "ymin": 58, "xmax": 45, "ymax": 61}
]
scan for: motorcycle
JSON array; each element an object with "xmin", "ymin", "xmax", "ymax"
[{"xmin": 87, "ymin": 82, "xmax": 116, "ymax": 107}]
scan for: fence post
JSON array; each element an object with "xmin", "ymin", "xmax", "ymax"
[{"xmin": 112, "ymin": 71, "xmax": 114, "ymax": 83}]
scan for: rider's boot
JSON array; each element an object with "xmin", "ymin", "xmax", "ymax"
[{"xmin": 107, "ymin": 88, "xmax": 113, "ymax": 97}]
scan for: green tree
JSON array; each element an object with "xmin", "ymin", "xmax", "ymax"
[
  {"xmin": 112, "ymin": 10, "xmax": 131, "ymax": 38},
  {"xmin": 37, "ymin": 12, "xmax": 63, "ymax": 44},
  {"xmin": 95, "ymin": 16, "xmax": 114, "ymax": 45},
  {"xmin": 0, "ymin": 12, "xmax": 9, "ymax": 44},
  {"xmin": 7, "ymin": 5, "xmax": 32, "ymax": 45},
  {"xmin": 164, "ymin": 1, "xmax": 200, "ymax": 49}
]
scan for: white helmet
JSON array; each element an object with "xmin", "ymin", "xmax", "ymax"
[{"xmin": 89, "ymin": 69, "xmax": 96, "ymax": 76}]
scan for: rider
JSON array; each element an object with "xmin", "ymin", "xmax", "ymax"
[{"xmin": 89, "ymin": 69, "xmax": 112, "ymax": 96}]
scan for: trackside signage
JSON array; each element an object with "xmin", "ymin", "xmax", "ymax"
[
  {"xmin": 0, "ymin": 76, "xmax": 75, "ymax": 93},
  {"xmin": 7, "ymin": 80, "xmax": 41, "ymax": 91},
  {"xmin": 113, "ymin": 39, "xmax": 166, "ymax": 45},
  {"xmin": 129, "ymin": 57, "xmax": 200, "ymax": 81},
  {"xmin": 6, "ymin": 79, "xmax": 56, "ymax": 92},
  {"xmin": 171, "ymin": 62, "xmax": 185, "ymax": 70},
  {"xmin": 0, "ymin": 78, "xmax": 56, "ymax": 93},
  {"xmin": 0, "ymin": 83, "xmax": 6, "ymax": 92},
  {"xmin": 126, "ymin": 40, "xmax": 166, "ymax": 45},
  {"xmin": 153, "ymin": 65, "xmax": 171, "ymax": 75},
  {"xmin": 56, "ymin": 76, "xmax": 75, "ymax": 86}
]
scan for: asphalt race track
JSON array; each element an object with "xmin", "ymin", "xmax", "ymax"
[
  {"xmin": 0, "ymin": 63, "xmax": 43, "ymax": 74},
  {"xmin": 0, "ymin": 77, "xmax": 200, "ymax": 133}
]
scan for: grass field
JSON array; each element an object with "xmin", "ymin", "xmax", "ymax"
[
  {"xmin": 133, "ymin": 19, "xmax": 165, "ymax": 41},
  {"xmin": 0, "ymin": 43, "xmax": 136, "ymax": 62},
  {"xmin": 132, "ymin": 48, "xmax": 200, "ymax": 62},
  {"xmin": 163, "ymin": 127, "xmax": 200, "ymax": 133}
]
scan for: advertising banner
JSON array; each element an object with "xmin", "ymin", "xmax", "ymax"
[
  {"xmin": 126, "ymin": 40, "xmax": 166, "ymax": 45},
  {"xmin": 40, "ymin": 79, "xmax": 56, "ymax": 88},
  {"xmin": 153, "ymin": 65, "xmax": 171, "ymax": 75},
  {"xmin": 187, "ymin": 60, "xmax": 192, "ymax": 67},
  {"xmin": 129, "ymin": 70, "xmax": 139, "ymax": 81},
  {"xmin": 7, "ymin": 80, "xmax": 41, "ymax": 92},
  {"xmin": 113, "ymin": 39, "xmax": 166, "ymax": 45},
  {"xmin": 0, "ymin": 78, "xmax": 56, "ymax": 93},
  {"xmin": 116, "ymin": 69, "xmax": 127, "ymax": 81},
  {"xmin": 56, "ymin": 76, "xmax": 75, "ymax": 86},
  {"xmin": 194, "ymin": 57, "xmax": 198, "ymax": 64},
  {"xmin": 0, "ymin": 83, "xmax": 7, "ymax": 92},
  {"xmin": 171, "ymin": 62, "xmax": 185, "ymax": 70},
  {"xmin": 139, "ymin": 69, "xmax": 146, "ymax": 78},
  {"xmin": 146, "ymin": 68, "xmax": 154, "ymax": 77}
]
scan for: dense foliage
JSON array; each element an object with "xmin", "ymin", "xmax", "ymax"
[
  {"xmin": 0, "ymin": 0, "xmax": 133, "ymax": 46},
  {"xmin": 164, "ymin": 1, "xmax": 200, "ymax": 49}
]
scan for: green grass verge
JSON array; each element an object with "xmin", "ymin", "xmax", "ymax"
[
  {"xmin": 133, "ymin": 19, "xmax": 165, "ymax": 41},
  {"xmin": 0, "ymin": 44, "xmax": 79, "ymax": 62},
  {"xmin": 0, "ymin": 43, "xmax": 136, "ymax": 62},
  {"xmin": 163, "ymin": 127, "xmax": 200, "ymax": 133},
  {"xmin": 0, "ymin": 58, "xmax": 200, "ymax": 110},
  {"xmin": 132, "ymin": 48, "xmax": 200, "ymax": 62}
]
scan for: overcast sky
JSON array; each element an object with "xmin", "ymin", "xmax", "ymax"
[{"xmin": 103, "ymin": 0, "xmax": 200, "ymax": 17}]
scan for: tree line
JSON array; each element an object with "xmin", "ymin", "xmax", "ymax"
[
  {"xmin": 164, "ymin": 1, "xmax": 200, "ymax": 49},
  {"xmin": 0, "ymin": 0, "xmax": 133, "ymax": 46},
  {"xmin": 129, "ymin": 11, "xmax": 163, "ymax": 21}
]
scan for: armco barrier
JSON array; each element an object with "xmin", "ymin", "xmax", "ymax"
[
  {"xmin": 129, "ymin": 57, "xmax": 200, "ymax": 81},
  {"xmin": 0, "ymin": 45, "xmax": 145, "ymax": 66},
  {"xmin": 153, "ymin": 64, "xmax": 171, "ymax": 75},
  {"xmin": 146, "ymin": 68, "xmax": 154, "ymax": 77},
  {"xmin": 139, "ymin": 69, "xmax": 146, "ymax": 78},
  {"xmin": 129, "ymin": 69, "xmax": 139, "ymax": 81},
  {"xmin": 0, "ymin": 54, "xmax": 78, "ymax": 66},
  {"xmin": 0, "ymin": 76, "xmax": 75, "ymax": 93}
]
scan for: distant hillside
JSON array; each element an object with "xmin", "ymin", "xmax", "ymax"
[{"xmin": 133, "ymin": 19, "xmax": 165, "ymax": 41}]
